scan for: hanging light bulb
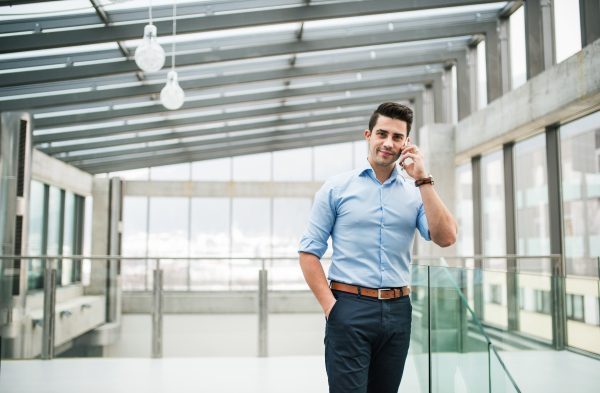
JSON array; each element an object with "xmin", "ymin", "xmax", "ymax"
[
  {"xmin": 161, "ymin": 1, "xmax": 185, "ymax": 110},
  {"xmin": 134, "ymin": 0, "xmax": 165, "ymax": 73},
  {"xmin": 161, "ymin": 71, "xmax": 185, "ymax": 110}
]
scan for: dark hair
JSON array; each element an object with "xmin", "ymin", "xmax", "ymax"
[{"xmin": 368, "ymin": 102, "xmax": 413, "ymax": 136}]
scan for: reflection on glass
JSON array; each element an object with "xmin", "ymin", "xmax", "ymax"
[
  {"xmin": 121, "ymin": 197, "xmax": 149, "ymax": 291},
  {"xmin": 481, "ymin": 150, "xmax": 505, "ymax": 257},
  {"xmin": 518, "ymin": 273, "xmax": 553, "ymax": 341},
  {"xmin": 515, "ymin": 134, "xmax": 550, "ymax": 271},
  {"xmin": 565, "ymin": 277, "xmax": 600, "ymax": 355},
  {"xmin": 28, "ymin": 180, "xmax": 46, "ymax": 290},
  {"xmin": 456, "ymin": 163, "xmax": 473, "ymax": 256},
  {"xmin": 190, "ymin": 198, "xmax": 230, "ymax": 256},
  {"xmin": 429, "ymin": 266, "xmax": 489, "ymax": 392},
  {"xmin": 62, "ymin": 191, "xmax": 75, "ymax": 285},
  {"xmin": 560, "ymin": 110, "xmax": 600, "ymax": 277}
]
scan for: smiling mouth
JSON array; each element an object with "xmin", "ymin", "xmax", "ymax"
[{"xmin": 378, "ymin": 150, "xmax": 394, "ymax": 157}]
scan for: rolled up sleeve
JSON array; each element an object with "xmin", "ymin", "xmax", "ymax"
[
  {"xmin": 416, "ymin": 202, "xmax": 431, "ymax": 241},
  {"xmin": 298, "ymin": 181, "xmax": 337, "ymax": 258}
]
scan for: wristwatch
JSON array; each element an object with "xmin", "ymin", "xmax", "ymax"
[{"xmin": 415, "ymin": 175, "xmax": 434, "ymax": 187}]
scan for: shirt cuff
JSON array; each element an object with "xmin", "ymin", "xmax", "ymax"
[{"xmin": 298, "ymin": 237, "xmax": 327, "ymax": 259}]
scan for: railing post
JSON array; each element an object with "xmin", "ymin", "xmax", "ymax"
[
  {"xmin": 258, "ymin": 260, "xmax": 268, "ymax": 357},
  {"xmin": 42, "ymin": 258, "xmax": 57, "ymax": 360},
  {"xmin": 152, "ymin": 259, "xmax": 163, "ymax": 358}
]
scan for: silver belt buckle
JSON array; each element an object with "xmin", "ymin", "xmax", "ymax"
[{"xmin": 378, "ymin": 288, "xmax": 391, "ymax": 300}]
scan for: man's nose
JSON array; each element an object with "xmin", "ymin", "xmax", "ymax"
[{"xmin": 383, "ymin": 135, "xmax": 394, "ymax": 148}]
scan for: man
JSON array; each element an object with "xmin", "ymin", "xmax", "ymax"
[{"xmin": 298, "ymin": 102, "xmax": 457, "ymax": 393}]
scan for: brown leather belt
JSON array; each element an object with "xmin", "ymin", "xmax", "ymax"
[{"xmin": 330, "ymin": 281, "xmax": 410, "ymax": 300}]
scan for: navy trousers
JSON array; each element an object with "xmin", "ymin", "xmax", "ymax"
[{"xmin": 325, "ymin": 289, "xmax": 412, "ymax": 393}]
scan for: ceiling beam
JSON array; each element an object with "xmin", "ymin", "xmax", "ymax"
[
  {"xmin": 34, "ymin": 91, "xmax": 423, "ymax": 144},
  {"xmin": 0, "ymin": 0, "xmax": 499, "ymax": 54},
  {"xmin": 77, "ymin": 127, "xmax": 369, "ymax": 173},
  {"xmin": 62, "ymin": 119, "xmax": 370, "ymax": 163},
  {"xmin": 5, "ymin": 54, "xmax": 442, "ymax": 111},
  {"xmin": 0, "ymin": 20, "xmax": 494, "ymax": 88},
  {"xmin": 34, "ymin": 50, "xmax": 461, "ymax": 128},
  {"xmin": 39, "ymin": 92, "xmax": 418, "ymax": 155}
]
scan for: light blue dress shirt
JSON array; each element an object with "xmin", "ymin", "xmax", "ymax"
[{"xmin": 298, "ymin": 158, "xmax": 431, "ymax": 289}]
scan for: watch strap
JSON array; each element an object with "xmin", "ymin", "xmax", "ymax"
[{"xmin": 415, "ymin": 175, "xmax": 434, "ymax": 187}]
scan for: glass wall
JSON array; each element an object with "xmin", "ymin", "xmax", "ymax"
[
  {"xmin": 515, "ymin": 134, "xmax": 550, "ymax": 258},
  {"xmin": 455, "ymin": 163, "xmax": 474, "ymax": 256},
  {"xmin": 560, "ymin": 111, "xmax": 600, "ymax": 356},
  {"xmin": 560, "ymin": 110, "xmax": 600, "ymax": 276},
  {"xmin": 480, "ymin": 150, "xmax": 507, "ymax": 327},
  {"xmin": 27, "ymin": 181, "xmax": 85, "ymax": 290}
]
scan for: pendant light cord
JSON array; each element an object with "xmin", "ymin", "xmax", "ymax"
[
  {"xmin": 172, "ymin": 1, "xmax": 177, "ymax": 71},
  {"xmin": 149, "ymin": 0, "xmax": 153, "ymax": 25}
]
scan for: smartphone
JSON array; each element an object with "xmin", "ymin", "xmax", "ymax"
[{"xmin": 399, "ymin": 139, "xmax": 408, "ymax": 170}]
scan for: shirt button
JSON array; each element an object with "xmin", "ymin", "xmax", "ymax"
[
  {"xmin": 382, "ymin": 204, "xmax": 385, "ymax": 208},
  {"xmin": 381, "ymin": 246, "xmax": 385, "ymax": 250},
  {"xmin": 382, "ymin": 224, "xmax": 385, "ymax": 228},
  {"xmin": 381, "ymin": 184, "xmax": 384, "ymax": 188},
  {"xmin": 382, "ymin": 267, "xmax": 385, "ymax": 271}
]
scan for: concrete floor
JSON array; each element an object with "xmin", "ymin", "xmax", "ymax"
[{"xmin": 1, "ymin": 351, "xmax": 599, "ymax": 393}]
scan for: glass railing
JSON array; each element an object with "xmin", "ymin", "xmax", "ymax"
[
  {"xmin": 3, "ymin": 253, "xmax": 600, "ymax": 393},
  {"xmin": 407, "ymin": 261, "xmax": 522, "ymax": 392}
]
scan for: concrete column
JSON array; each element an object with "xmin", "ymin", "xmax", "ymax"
[
  {"xmin": 485, "ymin": 22, "xmax": 504, "ymax": 102},
  {"xmin": 580, "ymin": 0, "xmax": 600, "ymax": 47},
  {"xmin": 423, "ymin": 86, "xmax": 435, "ymax": 127},
  {"xmin": 525, "ymin": 0, "xmax": 556, "ymax": 79},
  {"xmin": 87, "ymin": 178, "xmax": 110, "ymax": 297},
  {"xmin": 443, "ymin": 65, "xmax": 455, "ymax": 125},
  {"xmin": 107, "ymin": 177, "xmax": 122, "ymax": 323},
  {"xmin": 503, "ymin": 142, "xmax": 519, "ymax": 332},
  {"xmin": 433, "ymin": 73, "xmax": 445, "ymax": 123},
  {"xmin": 471, "ymin": 155, "xmax": 484, "ymax": 320},
  {"xmin": 467, "ymin": 46, "xmax": 480, "ymax": 114},
  {"xmin": 456, "ymin": 50, "xmax": 472, "ymax": 121},
  {"xmin": 417, "ymin": 124, "xmax": 456, "ymax": 257},
  {"xmin": 499, "ymin": 18, "xmax": 512, "ymax": 94},
  {"xmin": 545, "ymin": 125, "xmax": 567, "ymax": 350}
]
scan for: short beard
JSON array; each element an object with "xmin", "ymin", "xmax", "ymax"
[{"xmin": 373, "ymin": 148, "xmax": 399, "ymax": 166}]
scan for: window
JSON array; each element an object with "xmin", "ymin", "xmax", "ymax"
[
  {"xmin": 566, "ymin": 293, "xmax": 585, "ymax": 322},
  {"xmin": 535, "ymin": 290, "xmax": 551, "ymax": 315},
  {"xmin": 481, "ymin": 151, "xmax": 506, "ymax": 257},
  {"xmin": 560, "ymin": 110, "xmax": 600, "ymax": 277},
  {"xmin": 515, "ymin": 134, "xmax": 551, "ymax": 272},
  {"xmin": 27, "ymin": 181, "xmax": 85, "ymax": 290},
  {"xmin": 490, "ymin": 284, "xmax": 502, "ymax": 305},
  {"xmin": 455, "ymin": 163, "xmax": 473, "ymax": 256}
]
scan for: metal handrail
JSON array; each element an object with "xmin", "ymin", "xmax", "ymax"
[{"xmin": 0, "ymin": 254, "xmax": 562, "ymax": 260}]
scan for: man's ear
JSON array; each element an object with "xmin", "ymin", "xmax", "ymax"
[{"xmin": 364, "ymin": 129, "xmax": 371, "ymax": 141}]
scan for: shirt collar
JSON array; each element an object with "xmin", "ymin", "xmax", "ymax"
[{"xmin": 358, "ymin": 158, "xmax": 406, "ymax": 184}]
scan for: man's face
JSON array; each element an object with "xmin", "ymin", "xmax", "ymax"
[{"xmin": 365, "ymin": 115, "xmax": 408, "ymax": 167}]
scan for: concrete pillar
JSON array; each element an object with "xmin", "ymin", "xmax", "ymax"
[
  {"xmin": 433, "ymin": 73, "xmax": 445, "ymax": 123},
  {"xmin": 579, "ymin": 0, "xmax": 600, "ymax": 48},
  {"xmin": 456, "ymin": 50, "xmax": 472, "ymax": 121},
  {"xmin": 467, "ymin": 46, "xmax": 480, "ymax": 114},
  {"xmin": 423, "ymin": 86, "xmax": 435, "ymax": 128},
  {"xmin": 417, "ymin": 123, "xmax": 456, "ymax": 257},
  {"xmin": 499, "ymin": 18, "xmax": 513, "ymax": 94},
  {"xmin": 545, "ymin": 125, "xmax": 567, "ymax": 350},
  {"xmin": 485, "ymin": 22, "xmax": 504, "ymax": 102},
  {"xmin": 471, "ymin": 155, "xmax": 485, "ymax": 320},
  {"xmin": 503, "ymin": 143, "xmax": 519, "ymax": 332},
  {"xmin": 525, "ymin": 0, "xmax": 556, "ymax": 79},
  {"xmin": 443, "ymin": 66, "xmax": 455, "ymax": 125},
  {"xmin": 87, "ymin": 177, "xmax": 122, "ymax": 322}
]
